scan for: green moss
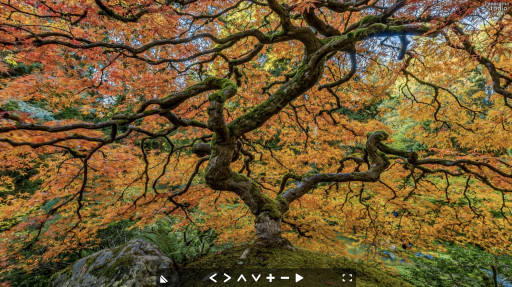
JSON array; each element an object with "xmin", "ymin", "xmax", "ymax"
[
  {"xmin": 231, "ymin": 172, "xmax": 250, "ymax": 183},
  {"xmin": 184, "ymin": 245, "xmax": 414, "ymax": 287},
  {"xmin": 206, "ymin": 77, "xmax": 237, "ymax": 102},
  {"xmin": 377, "ymin": 150, "xmax": 391, "ymax": 167},
  {"xmin": 237, "ymin": 96, "xmax": 276, "ymax": 125},
  {"xmin": 367, "ymin": 130, "xmax": 389, "ymax": 141},
  {"xmin": 188, "ymin": 119, "xmax": 205, "ymax": 126},
  {"xmin": 50, "ymin": 264, "xmax": 73, "ymax": 283},
  {"xmin": 218, "ymin": 78, "xmax": 237, "ymax": 89},
  {"xmin": 229, "ymin": 66, "xmax": 305, "ymax": 133},
  {"xmin": 231, "ymin": 172, "xmax": 281, "ymax": 219},
  {"xmin": 347, "ymin": 28, "xmax": 366, "ymax": 39},
  {"xmin": 374, "ymin": 130, "xmax": 389, "ymax": 140},
  {"xmin": 370, "ymin": 23, "xmax": 388, "ymax": 30},
  {"xmin": 85, "ymin": 254, "xmax": 99, "ymax": 268},
  {"xmin": 210, "ymin": 132, "xmax": 218, "ymax": 146},
  {"xmin": 102, "ymin": 256, "xmax": 134, "ymax": 280},
  {"xmin": 49, "ymin": 252, "xmax": 100, "ymax": 283},
  {"xmin": 359, "ymin": 15, "xmax": 377, "ymax": 27},
  {"xmin": 167, "ymin": 76, "xmax": 238, "ymax": 103},
  {"xmin": 351, "ymin": 172, "xmax": 366, "ymax": 180},
  {"xmin": 276, "ymin": 194, "xmax": 287, "ymax": 205},
  {"xmin": 346, "ymin": 23, "xmax": 389, "ymax": 39},
  {"xmin": 268, "ymin": 30, "xmax": 286, "ymax": 41},
  {"xmin": 1, "ymin": 100, "xmax": 20, "ymax": 111},
  {"xmin": 293, "ymin": 62, "xmax": 309, "ymax": 79},
  {"xmin": 388, "ymin": 25, "xmax": 408, "ymax": 32},
  {"xmin": 259, "ymin": 194, "xmax": 281, "ymax": 220},
  {"xmin": 141, "ymin": 109, "xmax": 155, "ymax": 116},
  {"xmin": 284, "ymin": 69, "xmax": 298, "ymax": 78},
  {"xmin": 49, "ymin": 244, "xmax": 136, "ymax": 285},
  {"xmin": 90, "ymin": 253, "xmax": 134, "ymax": 281},
  {"xmin": 304, "ymin": 170, "xmax": 317, "ymax": 177},
  {"xmin": 202, "ymin": 76, "xmax": 236, "ymax": 90},
  {"xmin": 207, "ymin": 91, "xmax": 226, "ymax": 102},
  {"xmin": 111, "ymin": 245, "xmax": 124, "ymax": 258}
]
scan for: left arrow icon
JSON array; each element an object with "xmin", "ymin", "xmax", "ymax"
[
  {"xmin": 209, "ymin": 273, "xmax": 218, "ymax": 283},
  {"xmin": 224, "ymin": 273, "xmax": 231, "ymax": 282}
]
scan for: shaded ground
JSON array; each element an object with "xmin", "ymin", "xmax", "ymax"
[{"xmin": 183, "ymin": 245, "xmax": 413, "ymax": 287}]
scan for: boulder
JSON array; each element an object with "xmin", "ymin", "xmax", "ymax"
[{"xmin": 51, "ymin": 239, "xmax": 178, "ymax": 287}]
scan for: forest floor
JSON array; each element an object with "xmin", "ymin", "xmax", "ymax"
[{"xmin": 182, "ymin": 244, "xmax": 414, "ymax": 287}]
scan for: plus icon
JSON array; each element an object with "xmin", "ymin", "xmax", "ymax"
[{"xmin": 266, "ymin": 273, "xmax": 275, "ymax": 282}]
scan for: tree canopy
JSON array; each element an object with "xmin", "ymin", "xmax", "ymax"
[{"xmin": 0, "ymin": 0, "xmax": 511, "ymax": 273}]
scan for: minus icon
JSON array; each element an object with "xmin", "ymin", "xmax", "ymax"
[{"xmin": 281, "ymin": 276, "xmax": 290, "ymax": 280}]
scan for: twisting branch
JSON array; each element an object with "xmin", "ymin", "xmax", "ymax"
[
  {"xmin": 282, "ymin": 218, "xmax": 312, "ymax": 238},
  {"xmin": 94, "ymin": 0, "xmax": 149, "ymax": 22},
  {"xmin": 279, "ymin": 131, "xmax": 391, "ymax": 213},
  {"xmin": 445, "ymin": 26, "xmax": 512, "ymax": 106},
  {"xmin": 319, "ymin": 50, "xmax": 357, "ymax": 90},
  {"xmin": 278, "ymin": 130, "xmax": 512, "ymax": 213}
]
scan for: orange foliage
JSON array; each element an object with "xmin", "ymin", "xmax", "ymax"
[{"xmin": 0, "ymin": 0, "xmax": 511, "ymax": 274}]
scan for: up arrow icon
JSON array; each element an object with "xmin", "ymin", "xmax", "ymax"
[{"xmin": 237, "ymin": 274, "xmax": 247, "ymax": 282}]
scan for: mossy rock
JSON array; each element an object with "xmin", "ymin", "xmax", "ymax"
[
  {"xmin": 183, "ymin": 245, "xmax": 415, "ymax": 287},
  {"xmin": 51, "ymin": 239, "xmax": 178, "ymax": 287}
]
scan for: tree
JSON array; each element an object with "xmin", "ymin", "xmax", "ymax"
[
  {"xmin": 0, "ymin": 0, "xmax": 511, "ymax": 272},
  {"xmin": 402, "ymin": 243, "xmax": 512, "ymax": 287}
]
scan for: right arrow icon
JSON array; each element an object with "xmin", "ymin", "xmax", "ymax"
[
  {"xmin": 223, "ymin": 273, "xmax": 231, "ymax": 282},
  {"xmin": 295, "ymin": 273, "xmax": 303, "ymax": 282}
]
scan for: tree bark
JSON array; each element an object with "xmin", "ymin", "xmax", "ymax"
[
  {"xmin": 200, "ymin": 77, "xmax": 293, "ymax": 249},
  {"xmin": 254, "ymin": 213, "xmax": 293, "ymax": 250}
]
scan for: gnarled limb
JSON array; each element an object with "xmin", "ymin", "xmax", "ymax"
[
  {"xmin": 278, "ymin": 131, "xmax": 512, "ymax": 215},
  {"xmin": 279, "ymin": 131, "xmax": 391, "ymax": 213}
]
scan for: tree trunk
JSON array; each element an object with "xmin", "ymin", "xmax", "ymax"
[{"xmin": 254, "ymin": 212, "xmax": 294, "ymax": 250}]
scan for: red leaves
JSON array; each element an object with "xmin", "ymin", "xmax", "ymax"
[
  {"xmin": 0, "ymin": 109, "xmax": 9, "ymax": 118},
  {"xmin": 292, "ymin": 0, "xmax": 320, "ymax": 13},
  {"xmin": 25, "ymin": 0, "xmax": 37, "ymax": 6},
  {"xmin": 0, "ymin": 109, "xmax": 22, "ymax": 122}
]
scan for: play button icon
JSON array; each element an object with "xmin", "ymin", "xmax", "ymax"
[{"xmin": 295, "ymin": 273, "xmax": 303, "ymax": 282}]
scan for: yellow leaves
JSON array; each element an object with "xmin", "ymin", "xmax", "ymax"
[{"xmin": 3, "ymin": 54, "xmax": 17, "ymax": 66}]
